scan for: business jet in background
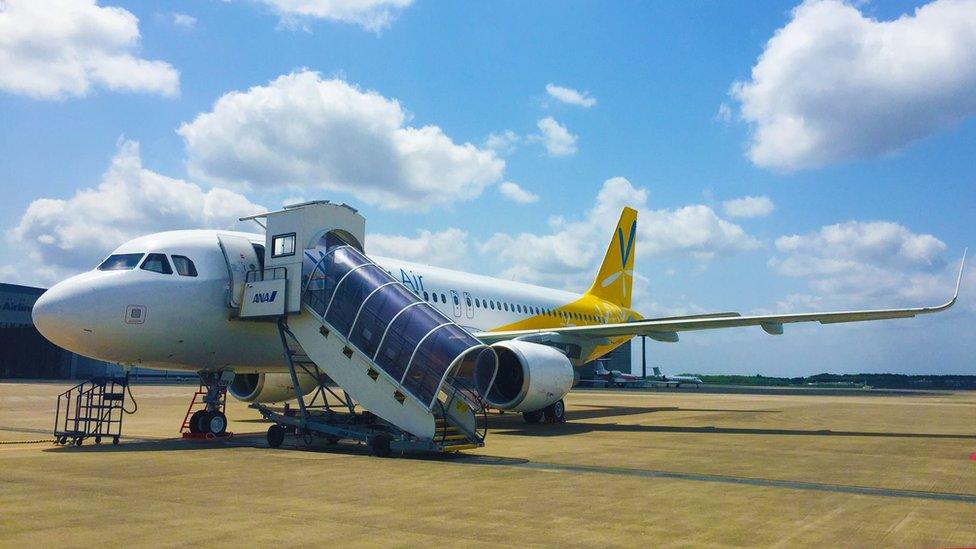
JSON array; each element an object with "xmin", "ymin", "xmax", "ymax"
[
  {"xmin": 31, "ymin": 205, "xmax": 966, "ymax": 431},
  {"xmin": 648, "ymin": 367, "xmax": 703, "ymax": 388}
]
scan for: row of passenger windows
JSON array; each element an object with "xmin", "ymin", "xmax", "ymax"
[
  {"xmin": 98, "ymin": 253, "xmax": 198, "ymax": 277},
  {"xmin": 420, "ymin": 289, "xmax": 605, "ymax": 323}
]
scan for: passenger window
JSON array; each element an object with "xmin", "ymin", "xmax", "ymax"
[
  {"xmin": 271, "ymin": 233, "xmax": 296, "ymax": 258},
  {"xmin": 503, "ymin": 303, "xmax": 509, "ymax": 311},
  {"xmin": 98, "ymin": 253, "xmax": 143, "ymax": 271},
  {"xmin": 423, "ymin": 291, "xmax": 429, "ymax": 301},
  {"xmin": 140, "ymin": 253, "xmax": 173, "ymax": 275},
  {"xmin": 171, "ymin": 255, "xmax": 198, "ymax": 277},
  {"xmin": 453, "ymin": 294, "xmax": 460, "ymax": 306},
  {"xmin": 465, "ymin": 295, "xmax": 472, "ymax": 307},
  {"xmin": 490, "ymin": 301, "xmax": 495, "ymax": 310},
  {"xmin": 441, "ymin": 293, "xmax": 446, "ymax": 303}
]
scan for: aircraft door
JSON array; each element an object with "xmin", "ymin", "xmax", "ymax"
[
  {"xmin": 217, "ymin": 234, "xmax": 260, "ymax": 308},
  {"xmin": 449, "ymin": 290, "xmax": 462, "ymax": 317},
  {"xmin": 462, "ymin": 291, "xmax": 474, "ymax": 319}
]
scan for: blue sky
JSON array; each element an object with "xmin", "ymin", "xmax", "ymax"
[{"xmin": 1, "ymin": 0, "xmax": 974, "ymax": 376}]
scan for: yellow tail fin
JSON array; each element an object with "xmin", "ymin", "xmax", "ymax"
[{"xmin": 586, "ymin": 207, "xmax": 638, "ymax": 309}]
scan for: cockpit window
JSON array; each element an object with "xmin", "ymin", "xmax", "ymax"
[
  {"xmin": 171, "ymin": 255, "xmax": 198, "ymax": 277},
  {"xmin": 140, "ymin": 253, "xmax": 173, "ymax": 275},
  {"xmin": 97, "ymin": 253, "xmax": 144, "ymax": 271}
]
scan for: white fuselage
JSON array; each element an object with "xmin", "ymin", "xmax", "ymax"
[{"xmin": 32, "ymin": 230, "xmax": 590, "ymax": 374}]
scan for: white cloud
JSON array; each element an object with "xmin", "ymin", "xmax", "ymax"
[
  {"xmin": 715, "ymin": 102, "xmax": 732, "ymax": 123},
  {"xmin": 0, "ymin": 0, "xmax": 180, "ymax": 100},
  {"xmin": 178, "ymin": 70, "xmax": 505, "ymax": 211},
  {"xmin": 5, "ymin": 140, "xmax": 263, "ymax": 285},
  {"xmin": 485, "ymin": 130, "xmax": 520, "ymax": 155},
  {"xmin": 545, "ymin": 83, "xmax": 596, "ymax": 107},
  {"xmin": 722, "ymin": 195, "xmax": 774, "ymax": 218},
  {"xmin": 172, "ymin": 12, "xmax": 197, "ymax": 29},
  {"xmin": 253, "ymin": 0, "xmax": 413, "ymax": 32},
  {"xmin": 535, "ymin": 116, "xmax": 578, "ymax": 157},
  {"xmin": 770, "ymin": 220, "xmax": 959, "ymax": 307},
  {"xmin": 498, "ymin": 181, "xmax": 539, "ymax": 204},
  {"xmin": 480, "ymin": 177, "xmax": 760, "ymax": 290},
  {"xmin": 368, "ymin": 228, "xmax": 469, "ymax": 268},
  {"xmin": 730, "ymin": 0, "xmax": 976, "ymax": 171}
]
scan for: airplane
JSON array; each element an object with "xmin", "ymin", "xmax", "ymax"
[
  {"xmin": 648, "ymin": 367, "xmax": 702, "ymax": 388},
  {"xmin": 594, "ymin": 365, "xmax": 640, "ymax": 387},
  {"xmin": 31, "ymin": 204, "xmax": 967, "ymax": 436}
]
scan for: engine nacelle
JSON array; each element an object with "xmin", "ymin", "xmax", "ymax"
[
  {"xmin": 229, "ymin": 372, "xmax": 318, "ymax": 403},
  {"xmin": 486, "ymin": 341, "xmax": 575, "ymax": 412}
]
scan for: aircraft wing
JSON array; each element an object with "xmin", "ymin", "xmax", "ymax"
[{"xmin": 475, "ymin": 251, "xmax": 966, "ymax": 344}]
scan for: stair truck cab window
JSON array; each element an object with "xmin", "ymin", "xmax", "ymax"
[
  {"xmin": 140, "ymin": 253, "xmax": 172, "ymax": 274},
  {"xmin": 98, "ymin": 253, "xmax": 143, "ymax": 271},
  {"xmin": 272, "ymin": 233, "xmax": 296, "ymax": 258},
  {"xmin": 171, "ymin": 255, "xmax": 198, "ymax": 277}
]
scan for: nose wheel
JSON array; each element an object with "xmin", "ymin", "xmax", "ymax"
[{"xmin": 182, "ymin": 371, "xmax": 233, "ymax": 439}]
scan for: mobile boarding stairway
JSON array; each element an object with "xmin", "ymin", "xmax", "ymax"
[{"xmin": 235, "ymin": 201, "xmax": 498, "ymax": 456}]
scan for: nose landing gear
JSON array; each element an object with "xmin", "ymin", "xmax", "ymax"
[{"xmin": 181, "ymin": 371, "xmax": 234, "ymax": 439}]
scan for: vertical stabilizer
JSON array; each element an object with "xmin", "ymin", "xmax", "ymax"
[{"xmin": 586, "ymin": 207, "xmax": 638, "ymax": 308}]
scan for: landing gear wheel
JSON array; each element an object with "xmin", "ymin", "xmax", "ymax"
[
  {"xmin": 522, "ymin": 410, "xmax": 543, "ymax": 424},
  {"xmin": 370, "ymin": 433, "xmax": 392, "ymax": 458},
  {"xmin": 544, "ymin": 399, "xmax": 566, "ymax": 423},
  {"xmin": 267, "ymin": 424, "xmax": 285, "ymax": 448},
  {"xmin": 189, "ymin": 410, "xmax": 208, "ymax": 434},
  {"xmin": 206, "ymin": 411, "xmax": 227, "ymax": 436}
]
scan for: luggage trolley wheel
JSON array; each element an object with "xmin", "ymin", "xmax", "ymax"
[
  {"xmin": 369, "ymin": 433, "xmax": 393, "ymax": 458},
  {"xmin": 94, "ymin": 436, "xmax": 102, "ymax": 445},
  {"xmin": 113, "ymin": 436, "xmax": 120, "ymax": 445},
  {"xmin": 267, "ymin": 424, "xmax": 285, "ymax": 449},
  {"xmin": 74, "ymin": 437, "xmax": 83, "ymax": 447}
]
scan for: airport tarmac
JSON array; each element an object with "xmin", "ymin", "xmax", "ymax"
[{"xmin": 1, "ymin": 382, "xmax": 975, "ymax": 547}]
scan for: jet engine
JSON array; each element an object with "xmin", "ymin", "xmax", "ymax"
[
  {"xmin": 229, "ymin": 372, "xmax": 319, "ymax": 403},
  {"xmin": 486, "ymin": 340, "xmax": 575, "ymax": 412}
]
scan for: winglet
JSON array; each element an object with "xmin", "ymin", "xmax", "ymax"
[{"xmin": 952, "ymin": 247, "xmax": 967, "ymax": 305}]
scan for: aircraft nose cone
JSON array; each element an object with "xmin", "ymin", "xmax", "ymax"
[{"xmin": 32, "ymin": 277, "xmax": 93, "ymax": 354}]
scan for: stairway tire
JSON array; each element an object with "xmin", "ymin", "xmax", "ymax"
[{"xmin": 267, "ymin": 424, "xmax": 285, "ymax": 448}]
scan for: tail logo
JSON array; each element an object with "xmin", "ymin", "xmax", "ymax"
[{"xmin": 600, "ymin": 220, "xmax": 636, "ymax": 297}]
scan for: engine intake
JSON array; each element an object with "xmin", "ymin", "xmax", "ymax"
[
  {"xmin": 229, "ymin": 372, "xmax": 318, "ymax": 403},
  {"xmin": 487, "ymin": 341, "xmax": 574, "ymax": 412}
]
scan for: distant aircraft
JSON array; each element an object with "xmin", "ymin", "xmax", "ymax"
[
  {"xmin": 594, "ymin": 366, "xmax": 640, "ymax": 387},
  {"xmin": 648, "ymin": 367, "xmax": 703, "ymax": 388},
  {"xmin": 31, "ymin": 203, "xmax": 966, "ymax": 436}
]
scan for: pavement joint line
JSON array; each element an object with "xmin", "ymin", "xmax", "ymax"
[{"xmin": 457, "ymin": 458, "xmax": 976, "ymax": 504}]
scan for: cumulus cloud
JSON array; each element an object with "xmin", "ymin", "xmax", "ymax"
[
  {"xmin": 722, "ymin": 195, "xmax": 774, "ymax": 218},
  {"xmin": 5, "ymin": 141, "xmax": 263, "ymax": 285},
  {"xmin": 0, "ymin": 0, "xmax": 180, "ymax": 100},
  {"xmin": 730, "ymin": 0, "xmax": 976, "ymax": 170},
  {"xmin": 498, "ymin": 181, "xmax": 539, "ymax": 204},
  {"xmin": 534, "ymin": 116, "xmax": 578, "ymax": 157},
  {"xmin": 178, "ymin": 70, "xmax": 504, "ymax": 211},
  {"xmin": 480, "ymin": 177, "xmax": 760, "ymax": 290},
  {"xmin": 545, "ymin": 83, "xmax": 596, "ymax": 107},
  {"xmin": 253, "ymin": 0, "xmax": 413, "ymax": 32},
  {"xmin": 368, "ymin": 228, "xmax": 469, "ymax": 268},
  {"xmin": 770, "ymin": 220, "xmax": 960, "ymax": 307}
]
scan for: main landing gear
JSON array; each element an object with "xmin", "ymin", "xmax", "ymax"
[
  {"xmin": 521, "ymin": 399, "xmax": 566, "ymax": 424},
  {"xmin": 182, "ymin": 371, "xmax": 234, "ymax": 438}
]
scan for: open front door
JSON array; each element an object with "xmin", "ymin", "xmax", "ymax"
[{"xmin": 218, "ymin": 234, "xmax": 260, "ymax": 309}]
